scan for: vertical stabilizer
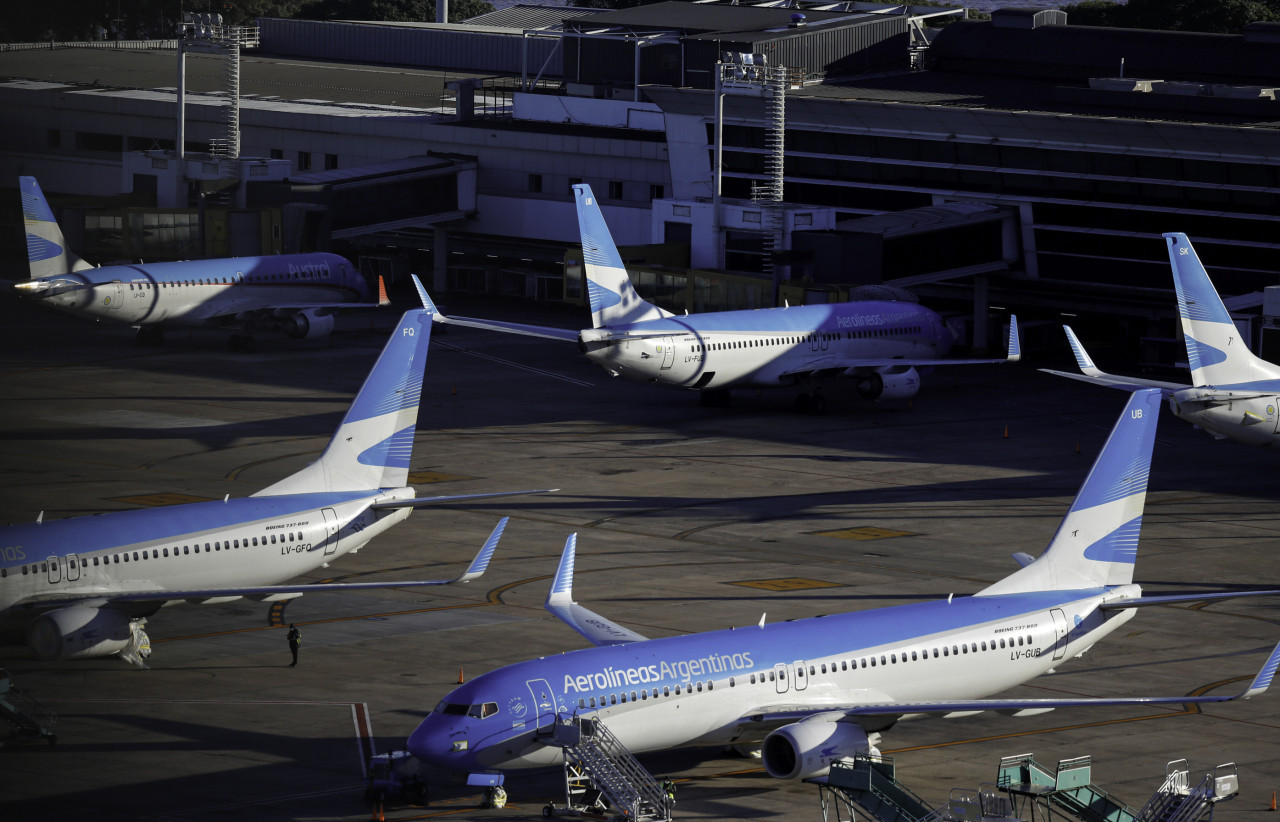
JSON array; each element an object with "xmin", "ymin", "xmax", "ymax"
[
  {"xmin": 1166, "ymin": 233, "xmax": 1279, "ymax": 386},
  {"xmin": 978, "ymin": 389, "xmax": 1161, "ymax": 596},
  {"xmin": 21, "ymin": 176, "xmax": 91, "ymax": 279},
  {"xmin": 573, "ymin": 184, "xmax": 672, "ymax": 328},
  {"xmin": 254, "ymin": 310, "xmax": 432, "ymax": 495}
]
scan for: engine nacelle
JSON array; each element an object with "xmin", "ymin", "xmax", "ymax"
[
  {"xmin": 28, "ymin": 605, "xmax": 149, "ymax": 663},
  {"xmin": 762, "ymin": 713, "xmax": 875, "ymax": 779},
  {"xmin": 285, "ymin": 309, "xmax": 335, "ymax": 340},
  {"xmin": 856, "ymin": 367, "xmax": 920, "ymax": 402}
]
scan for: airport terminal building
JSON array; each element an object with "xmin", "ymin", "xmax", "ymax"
[{"xmin": 2, "ymin": 3, "xmax": 1279, "ymax": 355}]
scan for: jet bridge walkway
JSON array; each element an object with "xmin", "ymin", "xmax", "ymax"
[
  {"xmin": 0, "ymin": 669, "xmax": 57, "ymax": 746},
  {"xmin": 813, "ymin": 753, "xmax": 1238, "ymax": 822},
  {"xmin": 542, "ymin": 715, "xmax": 672, "ymax": 822}
]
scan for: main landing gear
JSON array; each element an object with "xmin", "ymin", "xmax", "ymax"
[{"xmin": 228, "ymin": 333, "xmax": 257, "ymax": 353}]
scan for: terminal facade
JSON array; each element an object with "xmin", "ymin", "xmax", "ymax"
[{"xmin": 1, "ymin": 4, "xmax": 1279, "ymax": 356}]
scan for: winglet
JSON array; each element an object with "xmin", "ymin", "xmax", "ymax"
[
  {"xmin": 1006, "ymin": 315, "xmax": 1021, "ymax": 362},
  {"xmin": 1241, "ymin": 640, "xmax": 1280, "ymax": 699},
  {"xmin": 456, "ymin": 517, "xmax": 507, "ymax": 583},
  {"xmin": 1063, "ymin": 326, "xmax": 1102, "ymax": 375},
  {"xmin": 545, "ymin": 534, "xmax": 648, "ymax": 647},
  {"xmin": 411, "ymin": 274, "xmax": 442, "ymax": 316}
]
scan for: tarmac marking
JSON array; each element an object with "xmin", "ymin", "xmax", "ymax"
[{"xmin": 352, "ymin": 701, "xmax": 374, "ymax": 777}]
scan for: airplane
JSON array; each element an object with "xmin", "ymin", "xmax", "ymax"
[
  {"xmin": 12, "ymin": 176, "xmax": 387, "ymax": 352},
  {"xmin": 0, "ymin": 288, "xmax": 552, "ymax": 668},
  {"xmin": 406, "ymin": 388, "xmax": 1280, "ymax": 783},
  {"xmin": 1043, "ymin": 232, "xmax": 1280, "ymax": 447},
  {"xmin": 419, "ymin": 184, "xmax": 1020, "ymax": 412}
]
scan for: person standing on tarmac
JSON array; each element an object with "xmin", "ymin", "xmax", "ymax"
[{"xmin": 287, "ymin": 624, "xmax": 301, "ymax": 667}]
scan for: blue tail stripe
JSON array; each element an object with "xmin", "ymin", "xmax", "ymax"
[
  {"xmin": 1081, "ymin": 516, "xmax": 1142, "ymax": 565},
  {"xmin": 356, "ymin": 426, "xmax": 416, "ymax": 469},
  {"xmin": 26, "ymin": 235, "xmax": 64, "ymax": 263},
  {"xmin": 20, "ymin": 181, "xmax": 57, "ymax": 223},
  {"xmin": 1184, "ymin": 336, "xmax": 1228, "ymax": 372},
  {"xmin": 586, "ymin": 280, "xmax": 622, "ymax": 315}
]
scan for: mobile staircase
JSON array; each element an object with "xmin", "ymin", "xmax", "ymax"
[
  {"xmin": 0, "ymin": 669, "xmax": 57, "ymax": 746},
  {"xmin": 815, "ymin": 756, "xmax": 938, "ymax": 822},
  {"xmin": 997, "ymin": 753, "xmax": 1138, "ymax": 822},
  {"xmin": 1130, "ymin": 760, "xmax": 1238, "ymax": 822},
  {"xmin": 542, "ymin": 715, "xmax": 672, "ymax": 822}
]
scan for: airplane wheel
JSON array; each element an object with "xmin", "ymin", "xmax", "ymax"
[{"xmin": 542, "ymin": 804, "xmax": 554, "ymax": 818}]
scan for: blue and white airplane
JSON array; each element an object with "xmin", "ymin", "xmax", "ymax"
[
  {"xmin": 0, "ymin": 293, "xmax": 551, "ymax": 667},
  {"xmin": 423, "ymin": 184, "xmax": 1019, "ymax": 411},
  {"xmin": 407, "ymin": 389, "xmax": 1280, "ymax": 781},
  {"xmin": 1044, "ymin": 232, "xmax": 1280, "ymax": 447},
  {"xmin": 13, "ymin": 176, "xmax": 386, "ymax": 351}
]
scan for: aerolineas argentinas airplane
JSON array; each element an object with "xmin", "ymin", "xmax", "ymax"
[
  {"xmin": 0, "ymin": 299, "xmax": 551, "ymax": 667},
  {"xmin": 420, "ymin": 184, "xmax": 1019, "ymax": 411},
  {"xmin": 1044, "ymin": 233, "xmax": 1280, "ymax": 447},
  {"xmin": 13, "ymin": 176, "xmax": 386, "ymax": 351},
  {"xmin": 408, "ymin": 389, "xmax": 1280, "ymax": 781}
]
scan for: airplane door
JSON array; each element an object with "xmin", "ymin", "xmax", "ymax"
[
  {"xmin": 65, "ymin": 553, "xmax": 80, "ymax": 582},
  {"xmin": 1050, "ymin": 608, "xmax": 1069, "ymax": 661},
  {"xmin": 526, "ymin": 678, "xmax": 557, "ymax": 732},
  {"xmin": 46, "ymin": 556, "xmax": 60, "ymax": 584},
  {"xmin": 660, "ymin": 336, "xmax": 675, "ymax": 370},
  {"xmin": 321, "ymin": 508, "xmax": 340, "ymax": 555},
  {"xmin": 793, "ymin": 661, "xmax": 809, "ymax": 691},
  {"xmin": 773, "ymin": 662, "xmax": 789, "ymax": 694}
]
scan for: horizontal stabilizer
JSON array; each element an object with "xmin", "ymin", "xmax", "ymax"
[
  {"xmin": 545, "ymin": 534, "xmax": 648, "ymax": 646},
  {"xmin": 370, "ymin": 489, "xmax": 557, "ymax": 510},
  {"xmin": 413, "ymin": 277, "xmax": 578, "ymax": 341},
  {"xmin": 1041, "ymin": 326, "xmax": 1186, "ymax": 392},
  {"xmin": 1099, "ymin": 588, "xmax": 1280, "ymax": 610}
]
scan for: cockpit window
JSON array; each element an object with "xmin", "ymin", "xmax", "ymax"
[
  {"xmin": 437, "ymin": 702, "xmax": 470, "ymax": 716},
  {"xmin": 436, "ymin": 701, "xmax": 498, "ymax": 718},
  {"xmin": 469, "ymin": 702, "xmax": 498, "ymax": 719}
]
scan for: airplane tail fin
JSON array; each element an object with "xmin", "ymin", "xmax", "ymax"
[
  {"xmin": 1165, "ymin": 233, "xmax": 1278, "ymax": 386},
  {"xmin": 254, "ymin": 310, "xmax": 432, "ymax": 495},
  {"xmin": 21, "ymin": 176, "xmax": 91, "ymax": 278},
  {"xmin": 573, "ymin": 184, "xmax": 672, "ymax": 328},
  {"xmin": 978, "ymin": 389, "xmax": 1161, "ymax": 596}
]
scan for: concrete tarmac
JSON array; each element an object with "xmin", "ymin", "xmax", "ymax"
[{"xmin": 1, "ymin": 298, "xmax": 1278, "ymax": 822}]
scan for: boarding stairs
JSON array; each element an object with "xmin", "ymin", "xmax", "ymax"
[
  {"xmin": 816, "ymin": 756, "xmax": 938, "ymax": 822},
  {"xmin": 998, "ymin": 753, "xmax": 1138, "ymax": 822},
  {"xmin": 0, "ymin": 669, "xmax": 57, "ymax": 746},
  {"xmin": 549, "ymin": 715, "xmax": 671, "ymax": 822},
  {"xmin": 1131, "ymin": 760, "xmax": 1238, "ymax": 822}
]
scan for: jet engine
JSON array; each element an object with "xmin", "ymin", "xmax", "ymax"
[
  {"xmin": 762, "ymin": 713, "xmax": 877, "ymax": 779},
  {"xmin": 28, "ymin": 605, "xmax": 150, "ymax": 664},
  {"xmin": 856, "ymin": 367, "xmax": 920, "ymax": 402},
  {"xmin": 285, "ymin": 309, "xmax": 335, "ymax": 340}
]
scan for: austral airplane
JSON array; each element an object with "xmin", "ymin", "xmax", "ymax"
[
  {"xmin": 420, "ymin": 184, "xmax": 1019, "ymax": 411},
  {"xmin": 13, "ymin": 176, "xmax": 387, "ymax": 352},
  {"xmin": 0, "ymin": 288, "xmax": 552, "ymax": 667},
  {"xmin": 407, "ymin": 389, "xmax": 1280, "ymax": 782},
  {"xmin": 1044, "ymin": 232, "xmax": 1280, "ymax": 447}
]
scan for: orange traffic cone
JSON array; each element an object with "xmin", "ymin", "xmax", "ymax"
[
  {"xmin": 1003, "ymin": 424, "xmax": 1009, "ymax": 439},
  {"xmin": 457, "ymin": 666, "xmax": 465, "ymax": 684},
  {"xmin": 1269, "ymin": 790, "xmax": 1276, "ymax": 811}
]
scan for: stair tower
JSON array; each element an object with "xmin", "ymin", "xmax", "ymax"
[{"xmin": 544, "ymin": 715, "xmax": 672, "ymax": 822}]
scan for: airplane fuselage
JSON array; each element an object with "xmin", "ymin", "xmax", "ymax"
[
  {"xmin": 408, "ymin": 586, "xmax": 1138, "ymax": 772},
  {"xmin": 17, "ymin": 252, "xmax": 365, "ymax": 329},
  {"xmin": 580, "ymin": 301, "xmax": 951, "ymax": 391},
  {"xmin": 1169, "ymin": 386, "xmax": 1280, "ymax": 446},
  {"xmin": 0, "ymin": 487, "xmax": 416, "ymax": 618}
]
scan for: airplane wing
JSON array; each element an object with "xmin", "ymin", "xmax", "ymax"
[
  {"xmin": 544, "ymin": 533, "xmax": 649, "ymax": 646},
  {"xmin": 1098, "ymin": 588, "xmax": 1280, "ymax": 609},
  {"xmin": 744, "ymin": 639, "xmax": 1280, "ymax": 724},
  {"xmin": 1039, "ymin": 325, "xmax": 1188, "ymax": 392},
  {"xmin": 780, "ymin": 314, "xmax": 1021, "ymax": 376},
  {"xmin": 370, "ymin": 488, "xmax": 557, "ymax": 510},
  {"xmin": 412, "ymin": 277, "xmax": 580, "ymax": 342},
  {"xmin": 14, "ymin": 517, "xmax": 508, "ymax": 610}
]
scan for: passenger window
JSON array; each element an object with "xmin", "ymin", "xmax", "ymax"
[{"xmin": 610, "ymin": 695, "xmax": 617, "ymax": 705}]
